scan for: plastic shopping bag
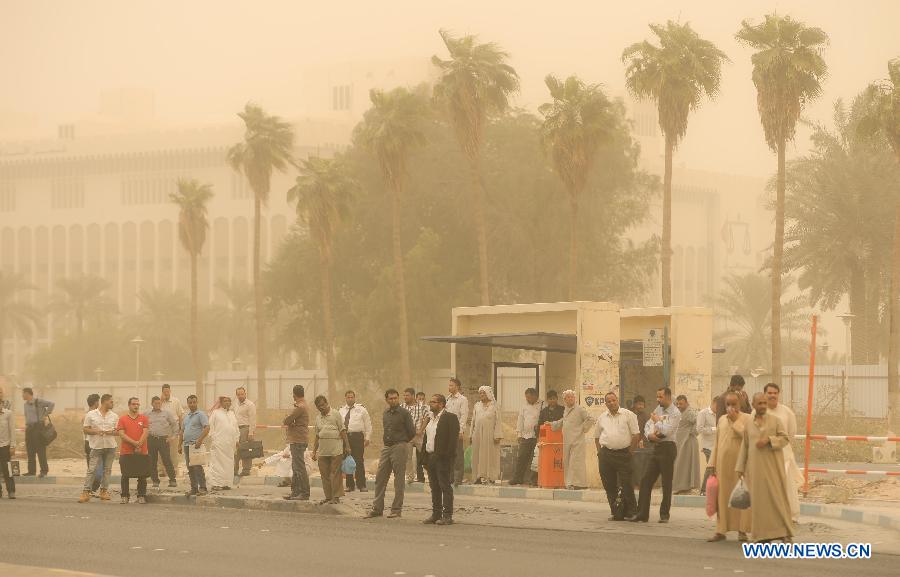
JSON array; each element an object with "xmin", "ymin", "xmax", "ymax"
[
  {"xmin": 729, "ymin": 478, "xmax": 751, "ymax": 509},
  {"xmin": 341, "ymin": 455, "xmax": 357, "ymax": 475},
  {"xmin": 705, "ymin": 475, "xmax": 718, "ymax": 517}
]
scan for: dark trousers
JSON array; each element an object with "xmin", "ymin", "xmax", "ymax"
[
  {"xmin": 415, "ymin": 446, "xmax": 426, "ymax": 482},
  {"xmin": 345, "ymin": 432, "xmax": 367, "ymax": 490},
  {"xmin": 700, "ymin": 448, "xmax": 712, "ymax": 494},
  {"xmin": 0, "ymin": 445, "xmax": 14, "ymax": 495},
  {"xmin": 599, "ymin": 447, "xmax": 637, "ymax": 518},
  {"xmin": 25, "ymin": 424, "xmax": 48, "ymax": 475},
  {"xmin": 511, "ymin": 438, "xmax": 537, "ymax": 484},
  {"xmin": 149, "ymin": 436, "xmax": 175, "ymax": 484},
  {"xmin": 234, "ymin": 426, "xmax": 252, "ymax": 475},
  {"xmin": 184, "ymin": 445, "xmax": 207, "ymax": 492},
  {"xmin": 121, "ymin": 475, "xmax": 147, "ymax": 498},
  {"xmin": 453, "ymin": 437, "xmax": 464, "ymax": 484},
  {"xmin": 84, "ymin": 440, "xmax": 101, "ymax": 492},
  {"xmin": 289, "ymin": 442, "xmax": 310, "ymax": 498},
  {"xmin": 426, "ymin": 456, "xmax": 454, "ymax": 519},
  {"xmin": 637, "ymin": 442, "xmax": 677, "ymax": 521}
]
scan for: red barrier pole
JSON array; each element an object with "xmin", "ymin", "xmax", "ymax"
[{"xmin": 804, "ymin": 315, "xmax": 818, "ymax": 495}]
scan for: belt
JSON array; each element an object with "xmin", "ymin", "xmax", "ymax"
[
  {"xmin": 601, "ymin": 446, "xmax": 630, "ymax": 452},
  {"xmin": 150, "ymin": 434, "xmax": 169, "ymax": 439}
]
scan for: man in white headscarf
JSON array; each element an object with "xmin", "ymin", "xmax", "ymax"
[
  {"xmin": 208, "ymin": 396, "xmax": 241, "ymax": 490},
  {"xmin": 470, "ymin": 385, "xmax": 503, "ymax": 483},
  {"xmin": 549, "ymin": 390, "xmax": 595, "ymax": 489}
]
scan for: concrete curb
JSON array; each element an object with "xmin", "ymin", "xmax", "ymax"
[{"xmin": 16, "ymin": 475, "xmax": 900, "ymax": 531}]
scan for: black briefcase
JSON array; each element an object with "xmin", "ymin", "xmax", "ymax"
[{"xmin": 239, "ymin": 440, "xmax": 264, "ymax": 459}]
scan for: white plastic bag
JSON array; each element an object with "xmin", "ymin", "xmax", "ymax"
[{"xmin": 729, "ymin": 478, "xmax": 751, "ymax": 509}]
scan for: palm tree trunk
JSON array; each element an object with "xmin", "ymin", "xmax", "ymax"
[
  {"xmin": 661, "ymin": 135, "xmax": 674, "ymax": 307},
  {"xmin": 848, "ymin": 270, "xmax": 866, "ymax": 365},
  {"xmin": 320, "ymin": 248, "xmax": 338, "ymax": 402},
  {"xmin": 771, "ymin": 139, "xmax": 785, "ymax": 383},
  {"xmin": 889, "ymin": 204, "xmax": 900, "ymax": 432},
  {"xmin": 469, "ymin": 155, "xmax": 491, "ymax": 306},
  {"xmin": 76, "ymin": 309, "xmax": 84, "ymax": 380},
  {"xmin": 391, "ymin": 184, "xmax": 412, "ymax": 388},
  {"xmin": 568, "ymin": 192, "xmax": 578, "ymax": 301},
  {"xmin": 254, "ymin": 197, "xmax": 268, "ymax": 409},
  {"xmin": 190, "ymin": 252, "xmax": 203, "ymax": 407}
]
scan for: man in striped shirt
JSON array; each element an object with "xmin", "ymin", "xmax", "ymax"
[{"xmin": 403, "ymin": 388, "xmax": 430, "ymax": 483}]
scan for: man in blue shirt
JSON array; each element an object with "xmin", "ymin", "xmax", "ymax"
[
  {"xmin": 178, "ymin": 395, "xmax": 209, "ymax": 496},
  {"xmin": 22, "ymin": 388, "xmax": 54, "ymax": 477},
  {"xmin": 632, "ymin": 386, "xmax": 681, "ymax": 523}
]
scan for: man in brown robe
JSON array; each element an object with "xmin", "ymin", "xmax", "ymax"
[
  {"xmin": 706, "ymin": 392, "xmax": 752, "ymax": 542},
  {"xmin": 736, "ymin": 393, "xmax": 793, "ymax": 543}
]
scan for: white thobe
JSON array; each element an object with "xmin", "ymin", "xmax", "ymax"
[
  {"xmin": 550, "ymin": 405, "xmax": 596, "ymax": 488},
  {"xmin": 766, "ymin": 403, "xmax": 802, "ymax": 520},
  {"xmin": 208, "ymin": 408, "xmax": 241, "ymax": 487}
]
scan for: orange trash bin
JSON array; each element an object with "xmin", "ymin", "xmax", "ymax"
[{"xmin": 537, "ymin": 423, "xmax": 564, "ymax": 489}]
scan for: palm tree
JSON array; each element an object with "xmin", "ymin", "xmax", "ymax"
[
  {"xmin": 858, "ymin": 59, "xmax": 900, "ymax": 428},
  {"xmin": 214, "ymin": 279, "xmax": 255, "ymax": 368},
  {"xmin": 170, "ymin": 178, "xmax": 214, "ymax": 402},
  {"xmin": 736, "ymin": 14, "xmax": 828, "ymax": 383},
  {"xmin": 432, "ymin": 30, "xmax": 519, "ymax": 306},
  {"xmin": 715, "ymin": 273, "xmax": 810, "ymax": 374},
  {"xmin": 130, "ymin": 289, "xmax": 191, "ymax": 376},
  {"xmin": 227, "ymin": 104, "xmax": 295, "ymax": 409},
  {"xmin": 538, "ymin": 75, "xmax": 616, "ymax": 300},
  {"xmin": 0, "ymin": 271, "xmax": 39, "ymax": 375},
  {"xmin": 623, "ymin": 21, "xmax": 729, "ymax": 308},
  {"xmin": 355, "ymin": 87, "xmax": 428, "ymax": 387},
  {"xmin": 47, "ymin": 274, "xmax": 117, "ymax": 379},
  {"xmin": 288, "ymin": 155, "xmax": 356, "ymax": 401}
]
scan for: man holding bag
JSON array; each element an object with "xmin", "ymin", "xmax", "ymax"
[
  {"xmin": 735, "ymin": 392, "xmax": 792, "ymax": 543},
  {"xmin": 705, "ymin": 391, "xmax": 751, "ymax": 542}
]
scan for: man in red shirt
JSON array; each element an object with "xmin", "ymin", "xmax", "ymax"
[{"xmin": 117, "ymin": 397, "xmax": 150, "ymax": 504}]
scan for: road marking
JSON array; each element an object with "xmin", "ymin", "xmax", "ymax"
[
  {"xmin": 261, "ymin": 529, "xmax": 270, "ymax": 532},
  {"xmin": 394, "ymin": 573, "xmax": 406, "ymax": 575},
  {"xmin": 80, "ymin": 517, "xmax": 90, "ymax": 519},
  {"xmin": 153, "ymin": 549, "xmax": 165, "ymax": 552},
  {"xmin": 703, "ymin": 568, "xmax": 713, "ymax": 571},
  {"xmin": 220, "ymin": 526, "xmax": 229, "ymax": 529},
  {"xmin": 491, "ymin": 548, "xmax": 497, "ymax": 552},
  {"xmin": 130, "ymin": 546, "xmax": 142, "ymax": 550}
]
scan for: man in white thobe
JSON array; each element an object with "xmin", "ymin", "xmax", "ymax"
[
  {"xmin": 549, "ymin": 390, "xmax": 596, "ymax": 489},
  {"xmin": 762, "ymin": 383, "xmax": 802, "ymax": 522},
  {"xmin": 208, "ymin": 396, "xmax": 241, "ymax": 490}
]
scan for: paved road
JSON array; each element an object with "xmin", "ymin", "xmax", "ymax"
[{"xmin": 0, "ymin": 496, "xmax": 896, "ymax": 577}]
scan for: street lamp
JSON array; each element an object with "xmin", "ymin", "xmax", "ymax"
[
  {"xmin": 131, "ymin": 336, "xmax": 145, "ymax": 394},
  {"xmin": 750, "ymin": 366, "xmax": 767, "ymax": 391},
  {"xmin": 94, "ymin": 367, "xmax": 104, "ymax": 383}
]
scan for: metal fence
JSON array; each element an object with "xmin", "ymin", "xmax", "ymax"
[{"xmin": 736, "ymin": 364, "xmax": 889, "ymax": 419}]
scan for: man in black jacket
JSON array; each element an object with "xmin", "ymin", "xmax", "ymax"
[{"xmin": 421, "ymin": 394, "xmax": 460, "ymax": 526}]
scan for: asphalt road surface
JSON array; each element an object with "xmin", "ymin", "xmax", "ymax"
[{"xmin": 0, "ymin": 498, "xmax": 896, "ymax": 577}]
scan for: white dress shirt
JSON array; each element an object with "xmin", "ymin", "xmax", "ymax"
[
  {"xmin": 83, "ymin": 409, "xmax": 120, "ymax": 450},
  {"xmin": 445, "ymin": 392, "xmax": 469, "ymax": 431},
  {"xmin": 594, "ymin": 407, "xmax": 640, "ymax": 450},
  {"xmin": 0, "ymin": 406, "xmax": 15, "ymax": 448},
  {"xmin": 339, "ymin": 404, "xmax": 373, "ymax": 441},
  {"xmin": 161, "ymin": 396, "xmax": 184, "ymax": 425},
  {"xmin": 235, "ymin": 398, "xmax": 257, "ymax": 430},
  {"xmin": 425, "ymin": 410, "xmax": 443, "ymax": 453},
  {"xmin": 515, "ymin": 400, "xmax": 543, "ymax": 440},
  {"xmin": 697, "ymin": 407, "xmax": 717, "ymax": 451},
  {"xmin": 644, "ymin": 403, "xmax": 680, "ymax": 443}
]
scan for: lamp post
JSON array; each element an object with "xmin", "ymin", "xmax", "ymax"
[
  {"xmin": 750, "ymin": 366, "xmax": 767, "ymax": 392},
  {"xmin": 837, "ymin": 312, "xmax": 854, "ymax": 420},
  {"xmin": 131, "ymin": 336, "xmax": 144, "ymax": 395}
]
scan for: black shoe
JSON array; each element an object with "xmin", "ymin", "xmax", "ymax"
[
  {"xmin": 659, "ymin": 515, "xmax": 670, "ymax": 523},
  {"xmin": 363, "ymin": 511, "xmax": 382, "ymax": 519},
  {"xmin": 436, "ymin": 518, "xmax": 454, "ymax": 526},
  {"xmin": 187, "ymin": 490, "xmax": 198, "ymax": 497},
  {"xmin": 346, "ymin": 487, "xmax": 355, "ymax": 493},
  {"xmin": 7, "ymin": 493, "xmax": 14, "ymax": 499},
  {"xmin": 23, "ymin": 472, "xmax": 35, "ymax": 477},
  {"xmin": 358, "ymin": 487, "xmax": 368, "ymax": 493},
  {"xmin": 238, "ymin": 471, "xmax": 251, "ymax": 477},
  {"xmin": 387, "ymin": 511, "xmax": 401, "ymax": 518},
  {"xmin": 608, "ymin": 515, "xmax": 626, "ymax": 521},
  {"xmin": 284, "ymin": 494, "xmax": 309, "ymax": 501},
  {"xmin": 38, "ymin": 473, "xmax": 47, "ymax": 478},
  {"xmin": 197, "ymin": 489, "xmax": 208, "ymax": 496},
  {"xmin": 630, "ymin": 517, "xmax": 648, "ymax": 523},
  {"xmin": 423, "ymin": 516, "xmax": 439, "ymax": 524},
  {"xmin": 623, "ymin": 514, "xmax": 638, "ymax": 522},
  {"xmin": 509, "ymin": 481, "xmax": 521, "ymax": 486}
]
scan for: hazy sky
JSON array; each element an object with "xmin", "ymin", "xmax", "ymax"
[{"xmin": 1, "ymin": 0, "xmax": 898, "ymax": 177}]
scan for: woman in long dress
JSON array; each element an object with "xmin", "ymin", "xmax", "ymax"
[
  {"xmin": 208, "ymin": 396, "xmax": 241, "ymax": 490},
  {"xmin": 470, "ymin": 386, "xmax": 503, "ymax": 484},
  {"xmin": 706, "ymin": 392, "xmax": 752, "ymax": 542}
]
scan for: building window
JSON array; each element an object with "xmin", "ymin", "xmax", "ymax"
[
  {"xmin": 332, "ymin": 84, "xmax": 352, "ymax": 111},
  {"xmin": 0, "ymin": 182, "xmax": 14, "ymax": 211},
  {"xmin": 51, "ymin": 178, "xmax": 85, "ymax": 209},
  {"xmin": 121, "ymin": 175, "xmax": 178, "ymax": 205}
]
